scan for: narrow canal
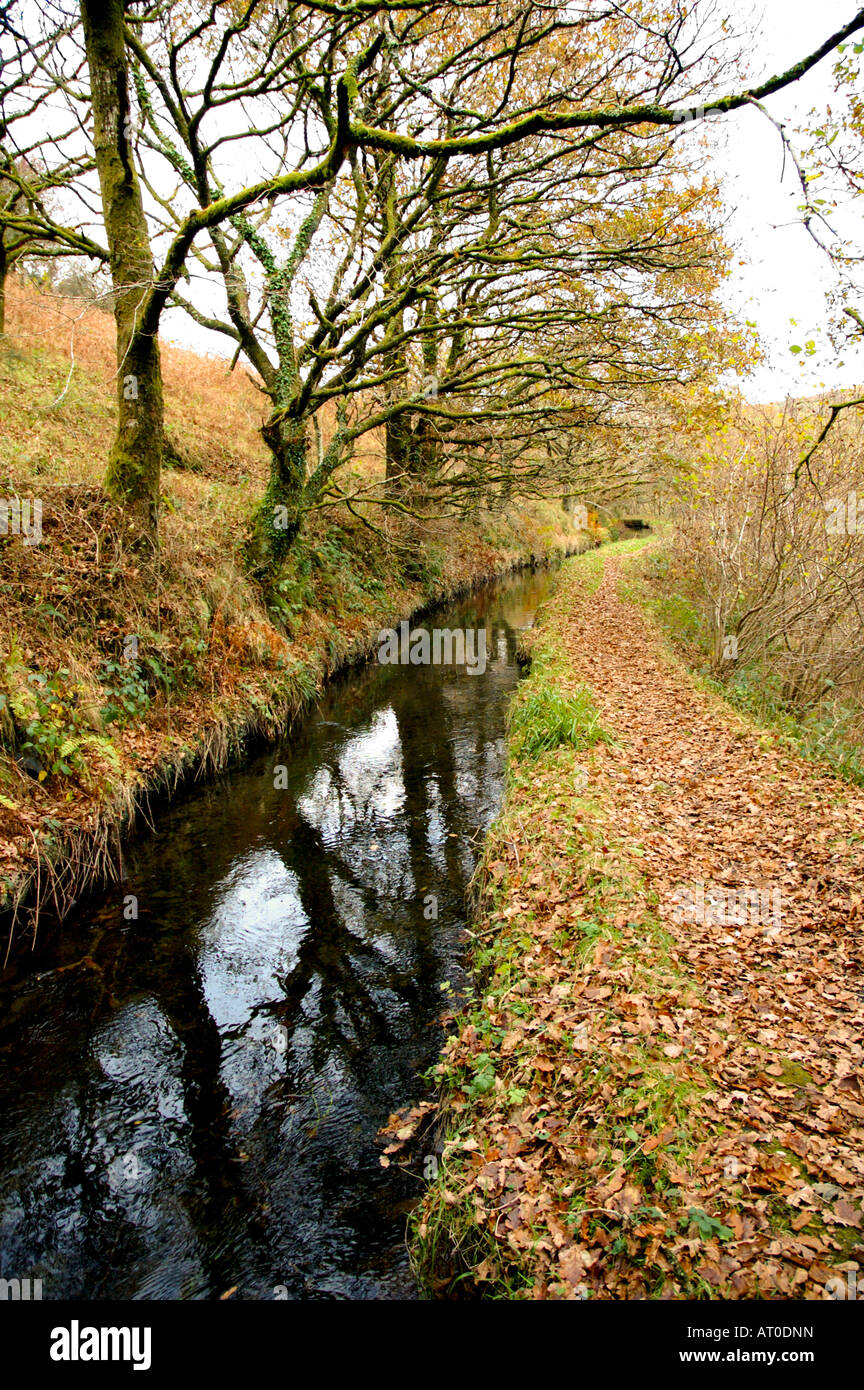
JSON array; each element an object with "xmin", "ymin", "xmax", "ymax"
[{"xmin": 0, "ymin": 566, "xmax": 555, "ymax": 1299}]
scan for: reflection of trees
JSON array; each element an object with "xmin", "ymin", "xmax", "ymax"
[
  {"xmin": 151, "ymin": 937, "xmax": 259, "ymax": 1295},
  {"xmin": 0, "ymin": 570, "xmax": 551, "ymax": 1296},
  {"xmin": 262, "ymin": 805, "xmax": 400, "ymax": 1080},
  {"xmin": 0, "ymin": 892, "xmax": 266, "ymax": 1297},
  {"xmin": 261, "ymin": 650, "xmax": 487, "ymax": 1090},
  {"xmin": 255, "ymin": 589, "xmax": 533, "ymax": 1090}
]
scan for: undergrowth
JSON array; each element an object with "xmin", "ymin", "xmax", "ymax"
[{"xmin": 626, "ymin": 545, "xmax": 864, "ymax": 786}]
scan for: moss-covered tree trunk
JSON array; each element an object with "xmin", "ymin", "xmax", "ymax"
[
  {"xmin": 0, "ymin": 242, "xmax": 7, "ymax": 335},
  {"xmin": 385, "ymin": 358, "xmax": 410, "ymax": 483},
  {"xmin": 413, "ymin": 292, "xmax": 440, "ymax": 476},
  {"xmin": 240, "ymin": 186, "xmax": 335, "ymax": 588},
  {"xmin": 383, "ymin": 299, "xmax": 409, "ymax": 482},
  {"xmin": 81, "ymin": 0, "xmax": 163, "ymax": 536},
  {"xmin": 244, "ymin": 414, "xmax": 307, "ymax": 584},
  {"xmin": 385, "ymin": 292, "xmax": 440, "ymax": 483}
]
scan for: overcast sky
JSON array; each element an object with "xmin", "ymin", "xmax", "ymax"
[{"xmin": 713, "ymin": 0, "xmax": 864, "ymax": 400}]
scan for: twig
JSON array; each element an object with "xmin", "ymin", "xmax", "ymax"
[
  {"xmin": 28, "ymin": 826, "xmax": 41, "ymax": 952},
  {"xmin": 790, "ymin": 396, "xmax": 864, "ymax": 493}
]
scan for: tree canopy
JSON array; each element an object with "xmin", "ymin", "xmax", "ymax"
[{"xmin": 2, "ymin": 0, "xmax": 862, "ymax": 578}]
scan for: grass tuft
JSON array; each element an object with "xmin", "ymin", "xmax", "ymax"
[{"xmin": 507, "ymin": 681, "xmax": 609, "ymax": 759}]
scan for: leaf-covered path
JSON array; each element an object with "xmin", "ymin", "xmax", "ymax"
[{"xmin": 414, "ymin": 546, "xmax": 864, "ymax": 1299}]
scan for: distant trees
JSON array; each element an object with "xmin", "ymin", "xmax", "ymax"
[{"xmin": 0, "ymin": 5, "xmax": 107, "ymax": 332}]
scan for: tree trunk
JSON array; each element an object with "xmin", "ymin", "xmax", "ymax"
[
  {"xmin": 244, "ymin": 415, "xmax": 307, "ymax": 585},
  {"xmin": 0, "ymin": 243, "xmax": 7, "ymax": 335},
  {"xmin": 80, "ymin": 0, "xmax": 163, "ymax": 536},
  {"xmin": 386, "ymin": 293, "xmax": 440, "ymax": 483},
  {"xmin": 383, "ymin": 302, "xmax": 410, "ymax": 483},
  {"xmin": 387, "ymin": 411, "xmax": 439, "ymax": 486},
  {"xmin": 417, "ymin": 292, "xmax": 439, "ymax": 475},
  {"xmin": 413, "ymin": 414, "xmax": 438, "ymax": 476},
  {"xmin": 385, "ymin": 410, "xmax": 411, "ymax": 483}
]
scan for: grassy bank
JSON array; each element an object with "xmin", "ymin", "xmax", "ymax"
[
  {"xmin": 0, "ymin": 281, "xmax": 588, "ymax": 948},
  {"xmin": 410, "ymin": 537, "xmax": 864, "ymax": 1299}
]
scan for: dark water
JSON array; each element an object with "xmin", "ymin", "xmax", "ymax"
[{"xmin": 0, "ymin": 568, "xmax": 553, "ymax": 1300}]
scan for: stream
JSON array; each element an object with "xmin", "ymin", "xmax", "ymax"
[{"xmin": 0, "ymin": 565, "xmax": 554, "ymax": 1300}]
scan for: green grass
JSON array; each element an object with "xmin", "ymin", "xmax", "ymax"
[
  {"xmin": 507, "ymin": 681, "xmax": 609, "ymax": 759},
  {"xmin": 572, "ymin": 530, "xmax": 661, "ymax": 596},
  {"xmin": 503, "ymin": 536, "xmax": 659, "ymax": 760}
]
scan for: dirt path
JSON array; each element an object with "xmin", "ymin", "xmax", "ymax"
[
  {"xmin": 414, "ymin": 549, "xmax": 864, "ymax": 1299},
  {"xmin": 569, "ymin": 557, "xmax": 864, "ymax": 1289}
]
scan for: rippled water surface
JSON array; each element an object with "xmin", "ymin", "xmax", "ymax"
[{"xmin": 0, "ymin": 568, "xmax": 554, "ymax": 1299}]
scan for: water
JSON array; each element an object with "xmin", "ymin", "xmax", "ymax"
[{"xmin": 0, "ymin": 567, "xmax": 554, "ymax": 1300}]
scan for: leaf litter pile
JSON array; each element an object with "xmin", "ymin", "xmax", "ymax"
[{"xmin": 409, "ymin": 549, "xmax": 864, "ymax": 1299}]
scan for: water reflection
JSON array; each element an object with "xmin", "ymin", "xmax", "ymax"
[{"xmin": 0, "ymin": 569, "xmax": 553, "ymax": 1299}]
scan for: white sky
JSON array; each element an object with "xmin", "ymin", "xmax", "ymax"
[{"xmin": 713, "ymin": 0, "xmax": 864, "ymax": 400}]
